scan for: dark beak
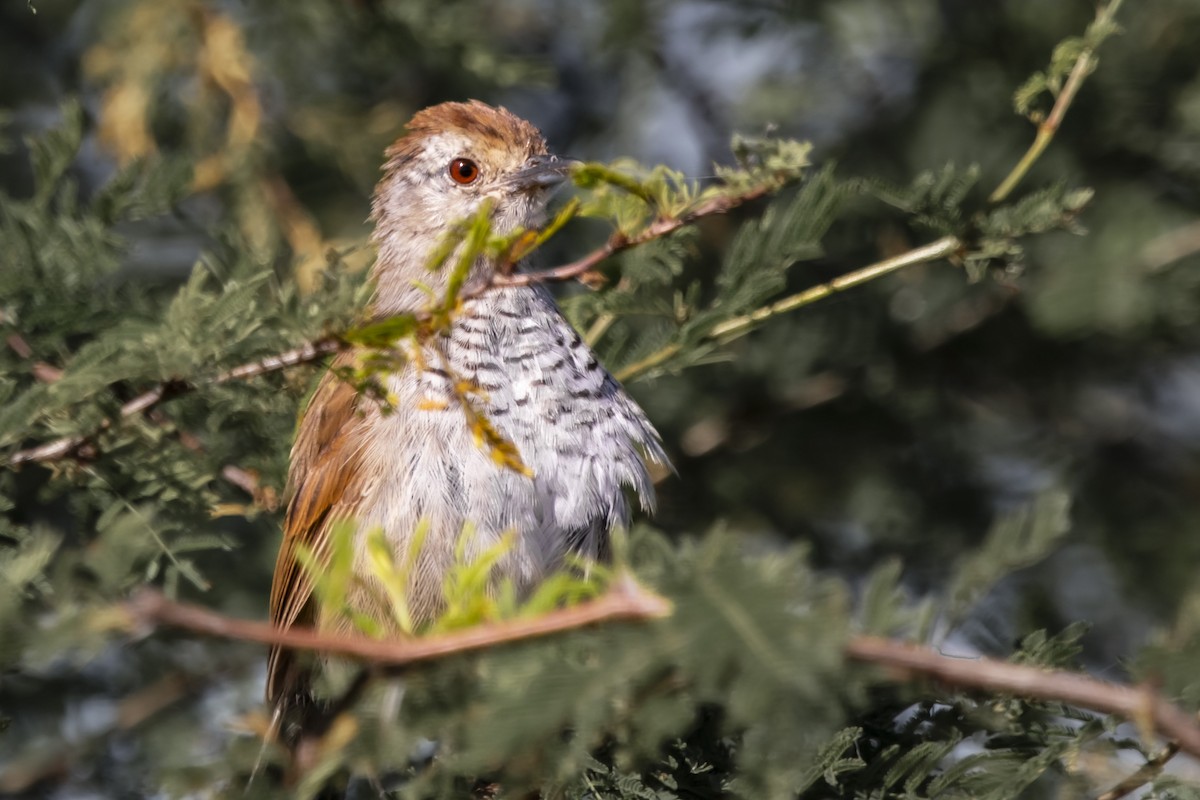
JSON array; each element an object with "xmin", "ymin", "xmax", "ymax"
[{"xmin": 510, "ymin": 154, "xmax": 578, "ymax": 191}]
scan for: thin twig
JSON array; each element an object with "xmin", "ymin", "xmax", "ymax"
[
  {"xmin": 5, "ymin": 333, "xmax": 34, "ymax": 359},
  {"xmin": 614, "ymin": 235, "xmax": 965, "ymax": 382},
  {"xmin": 6, "ymin": 379, "xmax": 185, "ymax": 465},
  {"xmin": 615, "ymin": 343, "xmax": 684, "ymax": 384},
  {"xmin": 490, "ymin": 183, "xmax": 776, "ymax": 288},
  {"xmin": 1094, "ymin": 742, "xmax": 1181, "ymax": 800},
  {"xmin": 4, "ymin": 332, "xmax": 273, "ymax": 503},
  {"xmin": 125, "ymin": 574, "xmax": 671, "ymax": 666},
  {"xmin": 213, "ymin": 335, "xmax": 345, "ymax": 383},
  {"xmin": 710, "ymin": 236, "xmax": 964, "ymax": 341},
  {"xmin": 5, "ymin": 337, "xmax": 346, "ymax": 467},
  {"xmin": 989, "ymin": 0, "xmax": 1125, "ymax": 203},
  {"xmin": 6, "ymin": 332, "xmax": 64, "ymax": 382},
  {"xmin": 584, "ymin": 311, "xmax": 617, "ymax": 347},
  {"xmin": 845, "ymin": 636, "xmax": 1200, "ymax": 760},
  {"xmin": 1140, "ymin": 219, "xmax": 1200, "ymax": 273}
]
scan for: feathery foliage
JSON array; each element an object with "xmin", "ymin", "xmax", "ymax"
[{"xmin": 4, "ymin": 0, "xmax": 1200, "ymax": 798}]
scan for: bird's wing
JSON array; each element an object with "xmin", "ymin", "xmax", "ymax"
[{"xmin": 267, "ymin": 355, "xmax": 368, "ymax": 704}]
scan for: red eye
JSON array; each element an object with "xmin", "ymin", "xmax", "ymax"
[{"xmin": 449, "ymin": 158, "xmax": 480, "ymax": 185}]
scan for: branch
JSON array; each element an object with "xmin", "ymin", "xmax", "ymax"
[
  {"xmin": 212, "ymin": 334, "xmax": 345, "ymax": 384},
  {"xmin": 712, "ymin": 236, "xmax": 965, "ymax": 340},
  {"xmin": 845, "ymin": 636, "xmax": 1200, "ymax": 760},
  {"xmin": 118, "ymin": 589, "xmax": 1200, "ymax": 762},
  {"xmin": 489, "ymin": 182, "xmax": 776, "ymax": 288},
  {"xmin": 4, "ymin": 336, "xmax": 346, "ymax": 467},
  {"xmin": 988, "ymin": 0, "xmax": 1124, "ymax": 203},
  {"xmin": 5, "ymin": 331, "xmax": 280, "ymax": 506},
  {"xmin": 1140, "ymin": 219, "xmax": 1200, "ymax": 273},
  {"xmin": 124, "ymin": 573, "xmax": 671, "ymax": 667},
  {"xmin": 1095, "ymin": 742, "xmax": 1180, "ymax": 800},
  {"xmin": 615, "ymin": 235, "xmax": 965, "ymax": 382}
]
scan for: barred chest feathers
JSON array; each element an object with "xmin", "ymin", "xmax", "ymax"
[{"xmin": 350, "ymin": 284, "xmax": 666, "ymax": 620}]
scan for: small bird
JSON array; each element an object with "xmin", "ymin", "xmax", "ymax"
[{"xmin": 266, "ymin": 101, "xmax": 667, "ymax": 712}]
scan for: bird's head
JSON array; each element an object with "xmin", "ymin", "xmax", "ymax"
[{"xmin": 369, "ymin": 100, "xmax": 571, "ymax": 312}]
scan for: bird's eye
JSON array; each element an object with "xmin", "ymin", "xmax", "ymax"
[{"xmin": 449, "ymin": 158, "xmax": 480, "ymax": 185}]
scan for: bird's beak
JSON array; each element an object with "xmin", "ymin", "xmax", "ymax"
[{"xmin": 510, "ymin": 154, "xmax": 578, "ymax": 192}]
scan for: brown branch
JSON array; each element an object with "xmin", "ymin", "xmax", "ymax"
[
  {"xmin": 125, "ymin": 573, "xmax": 671, "ymax": 666},
  {"xmin": 4, "ymin": 336, "xmax": 347, "ymax": 468},
  {"xmin": 7, "ymin": 380, "xmax": 187, "ymax": 465},
  {"xmin": 490, "ymin": 183, "xmax": 776, "ymax": 288},
  {"xmin": 6, "ymin": 331, "xmax": 279, "ymax": 505},
  {"xmin": 213, "ymin": 334, "xmax": 344, "ymax": 383},
  {"xmin": 1095, "ymin": 742, "xmax": 1181, "ymax": 800},
  {"xmin": 5, "ymin": 332, "xmax": 33, "ymax": 359},
  {"xmin": 1140, "ymin": 219, "xmax": 1200, "ymax": 273},
  {"xmin": 845, "ymin": 636, "xmax": 1200, "ymax": 760},
  {"xmin": 118, "ymin": 586, "xmax": 1200, "ymax": 763},
  {"xmin": 6, "ymin": 333, "xmax": 63, "ymax": 382}
]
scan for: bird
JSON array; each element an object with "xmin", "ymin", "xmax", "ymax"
[{"xmin": 266, "ymin": 100, "xmax": 668, "ymax": 720}]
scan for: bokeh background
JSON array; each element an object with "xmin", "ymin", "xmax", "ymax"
[{"xmin": 4, "ymin": 0, "xmax": 1200, "ymax": 796}]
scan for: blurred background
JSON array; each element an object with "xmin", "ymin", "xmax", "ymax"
[{"xmin": 4, "ymin": 0, "xmax": 1200, "ymax": 795}]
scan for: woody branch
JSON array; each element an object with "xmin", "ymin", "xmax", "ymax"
[{"xmin": 125, "ymin": 588, "xmax": 1200, "ymax": 760}]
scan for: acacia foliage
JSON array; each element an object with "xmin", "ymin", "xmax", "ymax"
[{"xmin": 3, "ymin": 2, "xmax": 1200, "ymax": 798}]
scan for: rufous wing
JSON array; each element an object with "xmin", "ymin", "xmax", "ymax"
[{"xmin": 267, "ymin": 354, "xmax": 368, "ymax": 704}]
